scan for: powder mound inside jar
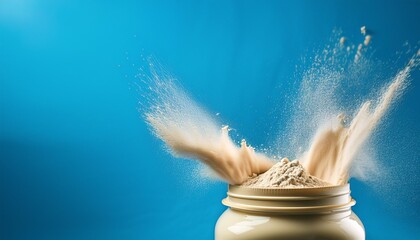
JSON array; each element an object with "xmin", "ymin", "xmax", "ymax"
[{"xmin": 241, "ymin": 158, "xmax": 332, "ymax": 188}]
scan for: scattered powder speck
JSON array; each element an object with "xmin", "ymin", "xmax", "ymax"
[
  {"xmin": 361, "ymin": 26, "xmax": 367, "ymax": 35},
  {"xmin": 364, "ymin": 35, "xmax": 372, "ymax": 46},
  {"xmin": 241, "ymin": 158, "xmax": 331, "ymax": 188},
  {"xmin": 340, "ymin": 37, "xmax": 346, "ymax": 45}
]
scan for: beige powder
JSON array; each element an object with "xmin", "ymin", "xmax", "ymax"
[
  {"xmin": 144, "ymin": 74, "xmax": 274, "ymax": 185},
  {"xmin": 144, "ymin": 38, "xmax": 418, "ymax": 188},
  {"xmin": 302, "ymin": 56, "xmax": 417, "ymax": 185},
  {"xmin": 241, "ymin": 158, "xmax": 330, "ymax": 188}
]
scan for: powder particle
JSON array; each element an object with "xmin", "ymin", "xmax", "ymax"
[
  {"xmin": 364, "ymin": 35, "xmax": 372, "ymax": 46},
  {"xmin": 340, "ymin": 37, "xmax": 346, "ymax": 46},
  {"xmin": 354, "ymin": 43, "xmax": 363, "ymax": 63},
  {"xmin": 361, "ymin": 26, "xmax": 366, "ymax": 35},
  {"xmin": 241, "ymin": 158, "xmax": 331, "ymax": 188}
]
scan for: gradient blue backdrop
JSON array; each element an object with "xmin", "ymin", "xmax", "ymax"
[{"xmin": 1, "ymin": 0, "xmax": 419, "ymax": 239}]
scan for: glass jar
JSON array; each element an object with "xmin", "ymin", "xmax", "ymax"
[{"xmin": 215, "ymin": 184, "xmax": 365, "ymax": 240}]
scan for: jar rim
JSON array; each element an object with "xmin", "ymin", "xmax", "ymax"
[{"xmin": 222, "ymin": 184, "xmax": 355, "ymax": 214}]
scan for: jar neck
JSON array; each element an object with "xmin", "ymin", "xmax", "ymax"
[{"xmin": 222, "ymin": 184, "xmax": 355, "ymax": 216}]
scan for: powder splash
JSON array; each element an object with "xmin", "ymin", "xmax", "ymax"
[
  {"xmin": 142, "ymin": 29, "xmax": 418, "ymax": 188},
  {"xmin": 276, "ymin": 29, "xmax": 418, "ymax": 186},
  {"xmin": 143, "ymin": 63, "xmax": 273, "ymax": 185},
  {"xmin": 302, "ymin": 57, "xmax": 417, "ymax": 185}
]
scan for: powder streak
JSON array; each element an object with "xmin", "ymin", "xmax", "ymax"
[
  {"xmin": 144, "ymin": 65, "xmax": 273, "ymax": 185},
  {"xmin": 302, "ymin": 57, "xmax": 416, "ymax": 185}
]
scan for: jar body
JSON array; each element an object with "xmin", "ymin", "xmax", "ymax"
[{"xmin": 215, "ymin": 208, "xmax": 365, "ymax": 240}]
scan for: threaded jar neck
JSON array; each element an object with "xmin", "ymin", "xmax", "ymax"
[{"xmin": 222, "ymin": 184, "xmax": 355, "ymax": 215}]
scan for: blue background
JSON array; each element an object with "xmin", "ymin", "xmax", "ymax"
[{"xmin": 1, "ymin": 0, "xmax": 419, "ymax": 239}]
